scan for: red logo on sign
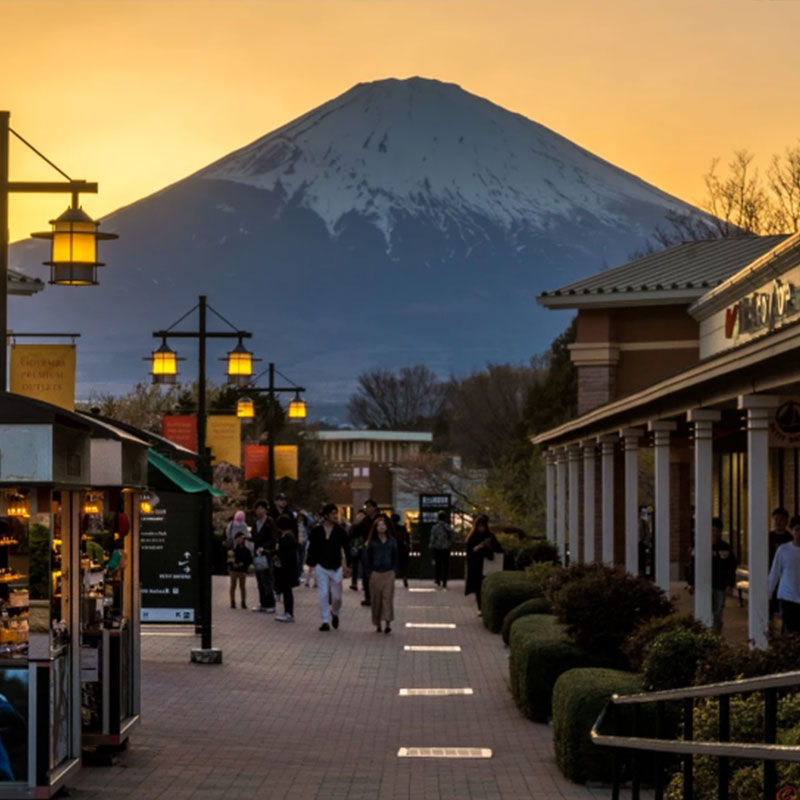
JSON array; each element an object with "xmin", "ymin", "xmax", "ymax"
[{"xmin": 777, "ymin": 786, "xmax": 798, "ymax": 800}]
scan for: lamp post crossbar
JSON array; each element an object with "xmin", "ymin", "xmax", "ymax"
[{"xmin": 152, "ymin": 331, "xmax": 252, "ymax": 339}]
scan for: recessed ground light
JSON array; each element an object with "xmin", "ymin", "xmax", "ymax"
[
  {"xmin": 397, "ymin": 747, "xmax": 491, "ymax": 759},
  {"xmin": 404, "ymin": 645, "xmax": 461, "ymax": 652},
  {"xmin": 405, "ymin": 623, "xmax": 457, "ymax": 629},
  {"xmin": 408, "ymin": 588, "xmax": 437, "ymax": 593},
  {"xmin": 399, "ymin": 688, "xmax": 473, "ymax": 696}
]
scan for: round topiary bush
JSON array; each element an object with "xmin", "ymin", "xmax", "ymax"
[
  {"xmin": 501, "ymin": 596, "xmax": 551, "ymax": 645},
  {"xmin": 515, "ymin": 539, "xmax": 560, "ymax": 569},
  {"xmin": 642, "ymin": 627, "xmax": 723, "ymax": 691},
  {"xmin": 546, "ymin": 562, "xmax": 673, "ymax": 664},
  {"xmin": 623, "ymin": 614, "xmax": 707, "ymax": 671},
  {"xmin": 481, "ymin": 571, "xmax": 547, "ymax": 633}
]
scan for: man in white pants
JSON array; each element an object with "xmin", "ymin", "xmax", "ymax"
[{"xmin": 306, "ymin": 503, "xmax": 350, "ymax": 631}]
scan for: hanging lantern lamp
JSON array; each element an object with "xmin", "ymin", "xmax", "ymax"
[
  {"xmin": 288, "ymin": 391, "xmax": 307, "ymax": 422},
  {"xmin": 236, "ymin": 396, "xmax": 255, "ymax": 419}
]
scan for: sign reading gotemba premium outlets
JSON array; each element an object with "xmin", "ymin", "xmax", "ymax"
[
  {"xmin": 724, "ymin": 277, "xmax": 798, "ymax": 343},
  {"xmin": 9, "ymin": 344, "xmax": 76, "ymax": 410}
]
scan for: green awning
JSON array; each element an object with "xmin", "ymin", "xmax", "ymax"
[{"xmin": 147, "ymin": 449, "xmax": 225, "ymax": 497}]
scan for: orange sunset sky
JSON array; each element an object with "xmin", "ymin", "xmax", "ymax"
[{"xmin": 4, "ymin": 0, "xmax": 800, "ymax": 244}]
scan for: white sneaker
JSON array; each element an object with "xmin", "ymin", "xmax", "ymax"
[{"xmin": 275, "ymin": 613, "xmax": 294, "ymax": 623}]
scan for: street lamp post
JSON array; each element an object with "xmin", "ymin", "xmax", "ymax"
[
  {"xmin": 1, "ymin": 110, "xmax": 115, "ymax": 387},
  {"xmin": 149, "ymin": 295, "xmax": 254, "ymax": 665},
  {"xmin": 236, "ymin": 362, "xmax": 306, "ymax": 507}
]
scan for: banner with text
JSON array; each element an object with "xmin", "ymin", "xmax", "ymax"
[
  {"xmin": 206, "ymin": 415, "xmax": 241, "ymax": 467},
  {"xmin": 10, "ymin": 344, "xmax": 76, "ymax": 410},
  {"xmin": 243, "ymin": 445, "xmax": 298, "ymax": 480},
  {"xmin": 162, "ymin": 415, "xmax": 198, "ymax": 454},
  {"xmin": 244, "ymin": 445, "xmax": 268, "ymax": 480}
]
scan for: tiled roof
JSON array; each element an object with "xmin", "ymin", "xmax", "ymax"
[
  {"xmin": 538, "ymin": 236, "xmax": 789, "ymax": 305},
  {"xmin": 8, "ymin": 268, "xmax": 44, "ymax": 295}
]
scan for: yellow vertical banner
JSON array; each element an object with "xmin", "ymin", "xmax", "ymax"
[
  {"xmin": 206, "ymin": 415, "xmax": 242, "ymax": 467},
  {"xmin": 9, "ymin": 344, "xmax": 76, "ymax": 410},
  {"xmin": 274, "ymin": 445, "xmax": 298, "ymax": 480}
]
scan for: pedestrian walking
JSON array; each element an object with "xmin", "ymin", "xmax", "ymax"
[
  {"xmin": 229, "ymin": 532, "xmax": 253, "ymax": 609},
  {"xmin": 367, "ymin": 515, "xmax": 398, "ymax": 633},
  {"xmin": 251, "ymin": 500, "xmax": 277, "ymax": 613},
  {"xmin": 769, "ymin": 515, "xmax": 800, "ymax": 634},
  {"xmin": 391, "ymin": 512, "xmax": 410, "ymax": 589},
  {"xmin": 348, "ymin": 510, "xmax": 366, "ymax": 591},
  {"xmin": 465, "ymin": 515, "xmax": 502, "ymax": 615},
  {"xmin": 296, "ymin": 510, "xmax": 311, "ymax": 584},
  {"xmin": 429, "ymin": 510, "xmax": 454, "ymax": 590},
  {"xmin": 225, "ymin": 510, "xmax": 252, "ymax": 552},
  {"xmin": 275, "ymin": 515, "xmax": 299, "ymax": 622},
  {"xmin": 306, "ymin": 503, "xmax": 350, "ymax": 631}
]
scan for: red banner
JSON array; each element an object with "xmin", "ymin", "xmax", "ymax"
[
  {"xmin": 162, "ymin": 415, "xmax": 198, "ymax": 453},
  {"xmin": 244, "ymin": 445, "xmax": 268, "ymax": 480}
]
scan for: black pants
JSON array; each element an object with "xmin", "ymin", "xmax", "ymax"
[
  {"xmin": 283, "ymin": 585, "xmax": 294, "ymax": 617},
  {"xmin": 361, "ymin": 549, "xmax": 371, "ymax": 602},
  {"xmin": 781, "ymin": 599, "xmax": 800, "ymax": 634},
  {"xmin": 350, "ymin": 556, "xmax": 360, "ymax": 588},
  {"xmin": 256, "ymin": 569, "xmax": 276, "ymax": 610},
  {"xmin": 433, "ymin": 549, "xmax": 450, "ymax": 587}
]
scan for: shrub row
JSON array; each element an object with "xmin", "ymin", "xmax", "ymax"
[
  {"xmin": 481, "ymin": 571, "xmax": 547, "ymax": 633},
  {"xmin": 501, "ymin": 597, "xmax": 551, "ymax": 646}
]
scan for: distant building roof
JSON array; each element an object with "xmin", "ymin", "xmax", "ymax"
[
  {"xmin": 9, "ymin": 268, "xmax": 44, "ymax": 296},
  {"xmin": 537, "ymin": 235, "xmax": 789, "ymax": 309},
  {"xmin": 314, "ymin": 430, "xmax": 433, "ymax": 442}
]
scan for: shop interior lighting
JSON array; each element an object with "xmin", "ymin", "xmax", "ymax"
[
  {"xmin": 31, "ymin": 206, "xmax": 117, "ymax": 286},
  {"xmin": 82, "ymin": 494, "xmax": 102, "ymax": 515},
  {"xmin": 6, "ymin": 494, "xmax": 29, "ymax": 519}
]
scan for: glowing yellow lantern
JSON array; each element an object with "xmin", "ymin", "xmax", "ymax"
[
  {"xmin": 82, "ymin": 494, "xmax": 103, "ymax": 515},
  {"xmin": 6, "ymin": 495, "xmax": 30, "ymax": 519},
  {"xmin": 236, "ymin": 396, "xmax": 255, "ymax": 419},
  {"xmin": 288, "ymin": 391, "xmax": 307, "ymax": 422},
  {"xmin": 225, "ymin": 339, "xmax": 256, "ymax": 386},
  {"xmin": 150, "ymin": 339, "xmax": 179, "ymax": 385},
  {"xmin": 31, "ymin": 206, "xmax": 117, "ymax": 286}
]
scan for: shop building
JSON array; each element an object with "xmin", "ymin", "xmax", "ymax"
[
  {"xmin": 534, "ymin": 233, "xmax": 800, "ymax": 648},
  {"xmin": 313, "ymin": 431, "xmax": 432, "ymax": 517}
]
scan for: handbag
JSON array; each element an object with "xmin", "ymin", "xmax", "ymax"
[{"xmin": 253, "ymin": 553, "xmax": 269, "ymax": 571}]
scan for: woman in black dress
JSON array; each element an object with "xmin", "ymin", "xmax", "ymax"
[{"xmin": 464, "ymin": 515, "xmax": 502, "ymax": 615}]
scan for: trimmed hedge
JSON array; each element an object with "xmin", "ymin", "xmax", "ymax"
[
  {"xmin": 552, "ymin": 668, "xmax": 642, "ymax": 783},
  {"xmin": 482, "ymin": 571, "xmax": 546, "ymax": 633},
  {"xmin": 509, "ymin": 614, "xmax": 594, "ymax": 723},
  {"xmin": 501, "ymin": 597, "xmax": 551, "ymax": 646}
]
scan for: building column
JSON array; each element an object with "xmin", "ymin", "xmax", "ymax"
[
  {"xmin": 545, "ymin": 450, "xmax": 556, "ymax": 545},
  {"xmin": 649, "ymin": 421, "xmax": 676, "ymax": 596},
  {"xmin": 598, "ymin": 435, "xmax": 617, "ymax": 565},
  {"xmin": 556, "ymin": 448, "xmax": 568, "ymax": 565},
  {"xmin": 582, "ymin": 440, "xmax": 596, "ymax": 563},
  {"xmin": 739, "ymin": 395, "xmax": 779, "ymax": 649},
  {"xmin": 687, "ymin": 409, "xmax": 721, "ymax": 629},
  {"xmin": 568, "ymin": 446, "xmax": 581, "ymax": 565},
  {"xmin": 620, "ymin": 428, "xmax": 644, "ymax": 575}
]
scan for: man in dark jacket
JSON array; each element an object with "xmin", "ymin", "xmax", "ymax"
[
  {"xmin": 351, "ymin": 499, "xmax": 379, "ymax": 606},
  {"xmin": 306, "ymin": 503, "xmax": 350, "ymax": 631},
  {"xmin": 251, "ymin": 500, "xmax": 277, "ymax": 613}
]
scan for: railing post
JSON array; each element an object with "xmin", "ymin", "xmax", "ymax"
[
  {"xmin": 764, "ymin": 688, "xmax": 777, "ymax": 800},
  {"xmin": 631, "ymin": 704, "xmax": 641, "ymax": 800},
  {"xmin": 684, "ymin": 697, "xmax": 694, "ymax": 800},
  {"xmin": 654, "ymin": 700, "xmax": 665, "ymax": 800},
  {"xmin": 611, "ymin": 702, "xmax": 621, "ymax": 800},
  {"xmin": 718, "ymin": 694, "xmax": 729, "ymax": 800}
]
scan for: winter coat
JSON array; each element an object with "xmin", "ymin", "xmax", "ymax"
[{"xmin": 464, "ymin": 530, "xmax": 502, "ymax": 596}]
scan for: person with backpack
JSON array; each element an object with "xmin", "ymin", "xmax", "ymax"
[{"xmin": 429, "ymin": 510, "xmax": 455, "ymax": 590}]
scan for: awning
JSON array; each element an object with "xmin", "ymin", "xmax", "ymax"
[{"xmin": 147, "ymin": 449, "xmax": 224, "ymax": 497}]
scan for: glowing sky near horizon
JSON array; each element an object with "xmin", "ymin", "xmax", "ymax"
[{"xmin": 4, "ymin": 0, "xmax": 800, "ymax": 243}]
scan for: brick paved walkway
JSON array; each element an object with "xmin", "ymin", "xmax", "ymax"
[{"xmin": 69, "ymin": 576, "xmax": 639, "ymax": 800}]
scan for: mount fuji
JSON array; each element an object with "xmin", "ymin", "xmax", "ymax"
[{"xmin": 10, "ymin": 77, "xmax": 703, "ymax": 421}]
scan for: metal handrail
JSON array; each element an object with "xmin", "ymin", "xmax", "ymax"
[
  {"xmin": 605, "ymin": 669, "xmax": 800, "ymax": 705},
  {"xmin": 591, "ymin": 669, "xmax": 800, "ymax": 800}
]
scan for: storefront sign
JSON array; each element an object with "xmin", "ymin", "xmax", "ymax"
[
  {"xmin": 139, "ymin": 492, "xmax": 200, "ymax": 623},
  {"xmin": 206, "ymin": 416, "xmax": 241, "ymax": 467},
  {"xmin": 162, "ymin": 415, "xmax": 197, "ymax": 453},
  {"xmin": 725, "ymin": 278, "xmax": 799, "ymax": 341},
  {"xmin": 770, "ymin": 400, "xmax": 800, "ymax": 446},
  {"xmin": 9, "ymin": 345, "xmax": 76, "ymax": 410}
]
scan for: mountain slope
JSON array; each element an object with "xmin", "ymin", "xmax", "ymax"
[{"xmin": 9, "ymin": 77, "xmax": 704, "ymax": 420}]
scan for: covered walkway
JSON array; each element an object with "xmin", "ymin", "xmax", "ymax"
[{"xmin": 67, "ymin": 576, "xmax": 632, "ymax": 800}]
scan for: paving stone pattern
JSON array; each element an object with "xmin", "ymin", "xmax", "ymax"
[{"xmin": 69, "ymin": 577, "xmax": 646, "ymax": 799}]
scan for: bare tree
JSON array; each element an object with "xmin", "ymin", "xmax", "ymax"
[
  {"xmin": 768, "ymin": 142, "xmax": 800, "ymax": 234},
  {"xmin": 347, "ymin": 365, "xmax": 445, "ymax": 430},
  {"xmin": 396, "ymin": 451, "xmax": 485, "ymax": 508}
]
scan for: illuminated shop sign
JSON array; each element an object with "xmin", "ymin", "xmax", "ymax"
[{"xmin": 725, "ymin": 279, "xmax": 798, "ymax": 340}]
